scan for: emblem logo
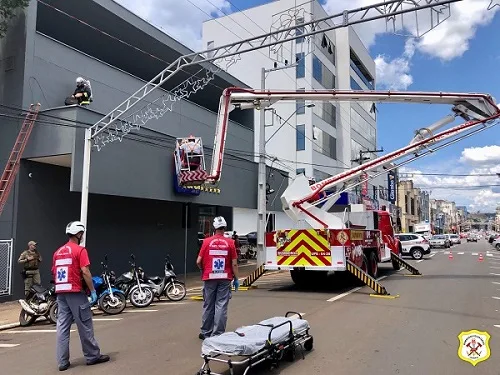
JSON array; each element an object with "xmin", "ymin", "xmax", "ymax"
[
  {"xmin": 457, "ymin": 329, "xmax": 491, "ymax": 366},
  {"xmin": 337, "ymin": 231, "xmax": 348, "ymax": 245}
]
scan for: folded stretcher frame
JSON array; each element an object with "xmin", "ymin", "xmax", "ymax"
[{"xmin": 198, "ymin": 311, "xmax": 313, "ymax": 375}]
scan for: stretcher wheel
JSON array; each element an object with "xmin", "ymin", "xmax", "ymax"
[
  {"xmin": 285, "ymin": 347, "xmax": 296, "ymax": 362},
  {"xmin": 304, "ymin": 336, "xmax": 313, "ymax": 351}
]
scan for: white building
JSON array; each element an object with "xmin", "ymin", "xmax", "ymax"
[{"xmin": 203, "ymin": 0, "xmax": 378, "ymax": 233}]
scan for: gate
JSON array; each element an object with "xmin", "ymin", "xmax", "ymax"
[{"xmin": 0, "ymin": 239, "xmax": 14, "ymax": 296}]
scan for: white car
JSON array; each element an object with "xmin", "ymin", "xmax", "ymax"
[
  {"xmin": 449, "ymin": 234, "xmax": 461, "ymax": 245},
  {"xmin": 394, "ymin": 233, "xmax": 431, "ymax": 260},
  {"xmin": 492, "ymin": 238, "xmax": 500, "ymax": 251},
  {"xmin": 429, "ymin": 235, "xmax": 450, "ymax": 248}
]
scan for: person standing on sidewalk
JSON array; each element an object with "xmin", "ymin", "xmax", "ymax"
[
  {"xmin": 18, "ymin": 240, "xmax": 42, "ymax": 297},
  {"xmin": 197, "ymin": 216, "xmax": 239, "ymax": 339},
  {"xmin": 52, "ymin": 221, "xmax": 109, "ymax": 371}
]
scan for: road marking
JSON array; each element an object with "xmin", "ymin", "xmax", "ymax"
[
  {"xmin": 472, "ymin": 253, "xmax": 478, "ymax": 256},
  {"xmin": 5, "ymin": 329, "xmax": 76, "ymax": 333},
  {"xmin": 125, "ymin": 309, "xmax": 158, "ymax": 313},
  {"xmin": 93, "ymin": 318, "xmax": 122, "ymax": 321},
  {"xmin": 429, "ymin": 253, "xmax": 436, "ymax": 258},
  {"xmin": 494, "ymin": 325, "xmax": 500, "ymax": 328},
  {"xmin": 487, "ymin": 254, "xmax": 494, "ymax": 257},
  {"xmin": 490, "ymin": 266, "xmax": 500, "ymax": 269},
  {"xmin": 457, "ymin": 252, "xmax": 464, "ymax": 255},
  {"xmin": 416, "ymin": 259, "xmax": 424, "ymax": 263},
  {"xmin": 327, "ymin": 276, "xmax": 387, "ymax": 302},
  {"xmin": 492, "ymin": 282, "xmax": 500, "ymax": 285},
  {"xmin": 492, "ymin": 297, "xmax": 500, "ymax": 300},
  {"xmin": 0, "ymin": 344, "xmax": 20, "ymax": 348},
  {"xmin": 490, "ymin": 273, "xmax": 500, "ymax": 276}
]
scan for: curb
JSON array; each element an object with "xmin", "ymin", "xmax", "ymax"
[{"xmin": 0, "ymin": 322, "xmax": 20, "ymax": 331}]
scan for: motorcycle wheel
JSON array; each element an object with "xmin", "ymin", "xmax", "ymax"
[
  {"xmin": 19, "ymin": 310, "xmax": 37, "ymax": 327},
  {"xmin": 166, "ymin": 281, "xmax": 187, "ymax": 301},
  {"xmin": 98, "ymin": 293, "xmax": 126, "ymax": 315},
  {"xmin": 129, "ymin": 285, "xmax": 154, "ymax": 308},
  {"xmin": 48, "ymin": 303, "xmax": 58, "ymax": 324}
]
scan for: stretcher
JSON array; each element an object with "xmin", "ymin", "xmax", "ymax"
[{"xmin": 197, "ymin": 311, "xmax": 313, "ymax": 375}]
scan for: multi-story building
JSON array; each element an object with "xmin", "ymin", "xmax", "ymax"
[
  {"xmin": 202, "ymin": 0, "xmax": 379, "ymax": 224},
  {"xmin": 419, "ymin": 190, "xmax": 431, "ymax": 223},
  {"xmin": 397, "ymin": 180, "xmax": 422, "ymax": 232},
  {"xmin": 0, "ymin": 0, "xmax": 287, "ymax": 300}
]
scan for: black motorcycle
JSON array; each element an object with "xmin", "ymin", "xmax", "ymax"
[
  {"xmin": 143, "ymin": 255, "xmax": 186, "ymax": 302},
  {"xmin": 114, "ymin": 254, "xmax": 154, "ymax": 308},
  {"xmin": 18, "ymin": 282, "xmax": 58, "ymax": 326}
]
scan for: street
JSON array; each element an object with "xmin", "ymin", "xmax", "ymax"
[{"xmin": 1, "ymin": 240, "xmax": 499, "ymax": 374}]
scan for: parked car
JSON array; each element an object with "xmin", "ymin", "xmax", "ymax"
[
  {"xmin": 449, "ymin": 234, "xmax": 461, "ymax": 245},
  {"xmin": 429, "ymin": 234, "xmax": 450, "ymax": 248},
  {"xmin": 492, "ymin": 238, "xmax": 500, "ymax": 251},
  {"xmin": 394, "ymin": 233, "xmax": 431, "ymax": 260}
]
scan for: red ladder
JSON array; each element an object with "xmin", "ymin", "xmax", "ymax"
[{"xmin": 0, "ymin": 103, "xmax": 41, "ymax": 217}]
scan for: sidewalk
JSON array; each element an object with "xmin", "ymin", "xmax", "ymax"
[{"xmin": 0, "ymin": 261, "xmax": 260, "ymax": 330}]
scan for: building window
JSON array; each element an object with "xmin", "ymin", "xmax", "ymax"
[
  {"xmin": 404, "ymin": 195, "xmax": 408, "ymax": 214},
  {"xmin": 351, "ymin": 138, "xmax": 364, "ymax": 160},
  {"xmin": 322, "ymin": 102, "xmax": 336, "ymax": 127},
  {"xmin": 312, "ymin": 126, "xmax": 336, "ymax": 159},
  {"xmin": 350, "ymin": 77, "xmax": 363, "ymax": 90},
  {"xmin": 350, "ymin": 49, "xmax": 374, "ymax": 90},
  {"xmin": 350, "ymin": 107, "xmax": 376, "ymax": 146},
  {"xmin": 296, "ymin": 53, "xmax": 305, "ymax": 78},
  {"xmin": 296, "ymin": 168, "xmax": 305, "ymax": 176},
  {"xmin": 295, "ymin": 17, "xmax": 305, "ymax": 43},
  {"xmin": 313, "ymin": 169, "xmax": 330, "ymax": 182},
  {"xmin": 296, "ymin": 124, "xmax": 305, "ymax": 151},
  {"xmin": 207, "ymin": 41, "xmax": 214, "ymax": 58},
  {"xmin": 314, "ymin": 33, "xmax": 335, "ymax": 65},
  {"xmin": 296, "ymin": 88, "xmax": 305, "ymax": 114},
  {"xmin": 312, "ymin": 55, "xmax": 335, "ymax": 89}
]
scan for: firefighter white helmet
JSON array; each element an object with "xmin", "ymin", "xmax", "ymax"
[
  {"xmin": 66, "ymin": 221, "xmax": 86, "ymax": 235},
  {"xmin": 213, "ymin": 216, "xmax": 227, "ymax": 229},
  {"xmin": 76, "ymin": 77, "xmax": 85, "ymax": 85}
]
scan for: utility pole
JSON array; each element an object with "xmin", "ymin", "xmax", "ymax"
[
  {"xmin": 351, "ymin": 148, "xmax": 383, "ymax": 198},
  {"xmin": 256, "ymin": 67, "xmax": 266, "ymax": 267}
]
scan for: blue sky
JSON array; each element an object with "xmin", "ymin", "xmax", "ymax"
[{"xmin": 116, "ymin": 0, "xmax": 500, "ymax": 212}]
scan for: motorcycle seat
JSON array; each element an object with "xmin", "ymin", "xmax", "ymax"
[
  {"xmin": 31, "ymin": 284, "xmax": 47, "ymax": 294},
  {"xmin": 149, "ymin": 276, "xmax": 162, "ymax": 283}
]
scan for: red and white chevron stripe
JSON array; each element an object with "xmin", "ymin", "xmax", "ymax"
[{"xmin": 179, "ymin": 169, "xmax": 208, "ymax": 185}]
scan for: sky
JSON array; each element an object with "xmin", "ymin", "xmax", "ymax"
[{"xmin": 114, "ymin": 0, "xmax": 500, "ymax": 213}]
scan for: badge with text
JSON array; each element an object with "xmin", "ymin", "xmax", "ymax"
[{"xmin": 457, "ymin": 329, "xmax": 491, "ymax": 366}]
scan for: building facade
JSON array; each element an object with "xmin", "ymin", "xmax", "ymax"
[
  {"xmin": 202, "ymin": 0, "xmax": 379, "ymax": 226},
  {"xmin": 0, "ymin": 0, "xmax": 288, "ymax": 299},
  {"xmin": 397, "ymin": 180, "xmax": 421, "ymax": 233}
]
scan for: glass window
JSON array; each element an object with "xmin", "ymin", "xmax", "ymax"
[
  {"xmin": 312, "ymin": 54, "xmax": 335, "ymax": 89},
  {"xmin": 296, "ymin": 168, "xmax": 305, "ymax": 175},
  {"xmin": 313, "ymin": 55, "xmax": 322, "ymax": 82},
  {"xmin": 350, "ymin": 107, "xmax": 376, "ymax": 146},
  {"xmin": 296, "ymin": 124, "xmax": 305, "ymax": 151},
  {"xmin": 312, "ymin": 126, "xmax": 336, "ymax": 159},
  {"xmin": 313, "ymin": 169, "xmax": 331, "ymax": 182},
  {"xmin": 351, "ymin": 138, "xmax": 363, "ymax": 160},
  {"xmin": 323, "ymin": 102, "xmax": 336, "ymax": 127},
  {"xmin": 296, "ymin": 53, "xmax": 305, "ymax": 78},
  {"xmin": 350, "ymin": 77, "xmax": 362, "ymax": 90},
  {"xmin": 315, "ymin": 33, "xmax": 335, "ymax": 65},
  {"xmin": 296, "ymin": 88, "xmax": 305, "ymax": 114},
  {"xmin": 295, "ymin": 17, "xmax": 305, "ymax": 43}
]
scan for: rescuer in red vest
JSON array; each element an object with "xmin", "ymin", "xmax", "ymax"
[
  {"xmin": 196, "ymin": 216, "xmax": 239, "ymax": 339},
  {"xmin": 52, "ymin": 221, "xmax": 109, "ymax": 371}
]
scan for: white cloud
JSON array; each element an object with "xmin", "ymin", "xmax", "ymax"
[
  {"xmin": 114, "ymin": 0, "xmax": 232, "ymax": 51},
  {"xmin": 323, "ymin": 0, "xmax": 500, "ymax": 90},
  {"xmin": 401, "ymin": 145, "xmax": 500, "ymax": 212}
]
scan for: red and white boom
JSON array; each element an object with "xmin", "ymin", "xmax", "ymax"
[{"xmin": 207, "ymin": 88, "xmax": 500, "ymax": 228}]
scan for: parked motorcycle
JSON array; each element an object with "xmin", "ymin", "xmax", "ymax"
[
  {"xmin": 143, "ymin": 255, "xmax": 186, "ymax": 301},
  {"xmin": 90, "ymin": 255, "xmax": 127, "ymax": 315},
  {"xmin": 114, "ymin": 254, "xmax": 154, "ymax": 308},
  {"xmin": 18, "ymin": 281, "xmax": 58, "ymax": 327}
]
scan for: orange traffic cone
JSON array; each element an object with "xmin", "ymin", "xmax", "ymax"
[
  {"xmin": 448, "ymin": 251, "xmax": 453, "ymax": 260},
  {"xmin": 478, "ymin": 253, "xmax": 484, "ymax": 262}
]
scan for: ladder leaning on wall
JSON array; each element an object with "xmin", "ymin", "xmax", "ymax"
[{"xmin": 0, "ymin": 103, "xmax": 41, "ymax": 217}]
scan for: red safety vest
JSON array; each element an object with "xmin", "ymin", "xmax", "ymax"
[
  {"xmin": 200, "ymin": 235, "xmax": 236, "ymax": 281},
  {"xmin": 52, "ymin": 242, "xmax": 85, "ymax": 293}
]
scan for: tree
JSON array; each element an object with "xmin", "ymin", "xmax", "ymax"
[{"xmin": 0, "ymin": 0, "xmax": 30, "ymax": 38}]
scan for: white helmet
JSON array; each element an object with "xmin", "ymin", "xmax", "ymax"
[
  {"xmin": 66, "ymin": 221, "xmax": 86, "ymax": 235},
  {"xmin": 76, "ymin": 77, "xmax": 85, "ymax": 85},
  {"xmin": 213, "ymin": 216, "xmax": 227, "ymax": 229}
]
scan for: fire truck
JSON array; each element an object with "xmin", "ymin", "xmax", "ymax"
[{"xmin": 174, "ymin": 88, "xmax": 500, "ymax": 293}]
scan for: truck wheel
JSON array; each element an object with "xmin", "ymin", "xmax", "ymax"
[
  {"xmin": 290, "ymin": 269, "xmax": 307, "ymax": 288},
  {"xmin": 391, "ymin": 245, "xmax": 402, "ymax": 270},
  {"xmin": 411, "ymin": 247, "xmax": 424, "ymax": 260},
  {"xmin": 368, "ymin": 251, "xmax": 379, "ymax": 279}
]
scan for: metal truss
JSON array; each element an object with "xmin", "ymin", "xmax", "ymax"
[{"xmin": 89, "ymin": 0, "xmax": 464, "ymax": 147}]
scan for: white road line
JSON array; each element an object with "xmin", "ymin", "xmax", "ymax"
[
  {"xmin": 490, "ymin": 266, "xmax": 500, "ymax": 269},
  {"xmin": 494, "ymin": 325, "xmax": 500, "ymax": 328},
  {"xmin": 416, "ymin": 259, "xmax": 424, "ymax": 263},
  {"xmin": 125, "ymin": 309, "xmax": 158, "ymax": 313},
  {"xmin": 327, "ymin": 276, "xmax": 387, "ymax": 302},
  {"xmin": 0, "ymin": 344, "xmax": 20, "ymax": 348},
  {"xmin": 93, "ymin": 318, "xmax": 122, "ymax": 321},
  {"xmin": 472, "ymin": 253, "xmax": 478, "ymax": 256},
  {"xmin": 492, "ymin": 282, "xmax": 500, "ymax": 285},
  {"xmin": 457, "ymin": 252, "xmax": 464, "ymax": 255},
  {"xmin": 490, "ymin": 273, "xmax": 500, "ymax": 276},
  {"xmin": 5, "ymin": 329, "xmax": 76, "ymax": 333},
  {"xmin": 486, "ymin": 254, "xmax": 494, "ymax": 257},
  {"xmin": 429, "ymin": 253, "xmax": 436, "ymax": 258},
  {"xmin": 492, "ymin": 297, "xmax": 500, "ymax": 300}
]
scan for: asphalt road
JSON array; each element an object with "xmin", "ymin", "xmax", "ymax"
[{"xmin": 1, "ymin": 240, "xmax": 499, "ymax": 375}]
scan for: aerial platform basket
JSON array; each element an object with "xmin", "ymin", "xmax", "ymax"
[{"xmin": 174, "ymin": 135, "xmax": 208, "ymax": 186}]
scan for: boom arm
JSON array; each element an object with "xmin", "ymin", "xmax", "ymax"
[{"xmin": 207, "ymin": 87, "xmax": 500, "ymax": 228}]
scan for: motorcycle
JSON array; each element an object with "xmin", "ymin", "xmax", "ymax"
[
  {"xmin": 143, "ymin": 255, "xmax": 186, "ymax": 302},
  {"xmin": 114, "ymin": 254, "xmax": 154, "ymax": 308},
  {"xmin": 90, "ymin": 255, "xmax": 127, "ymax": 315},
  {"xmin": 18, "ymin": 281, "xmax": 58, "ymax": 327}
]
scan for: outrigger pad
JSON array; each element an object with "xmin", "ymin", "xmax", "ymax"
[
  {"xmin": 178, "ymin": 169, "xmax": 208, "ymax": 186},
  {"xmin": 201, "ymin": 316, "xmax": 310, "ymax": 356}
]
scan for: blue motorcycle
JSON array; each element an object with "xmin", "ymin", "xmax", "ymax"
[{"xmin": 91, "ymin": 255, "xmax": 127, "ymax": 315}]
